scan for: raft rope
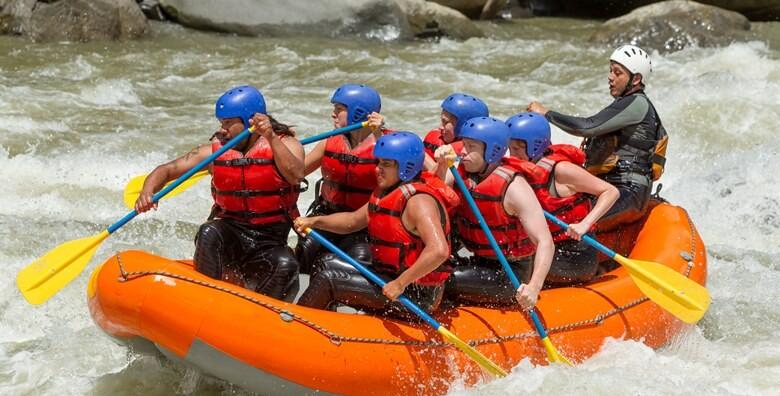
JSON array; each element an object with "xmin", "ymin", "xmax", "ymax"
[{"xmin": 112, "ymin": 209, "xmax": 698, "ymax": 349}]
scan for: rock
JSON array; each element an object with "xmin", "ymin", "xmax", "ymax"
[
  {"xmin": 525, "ymin": 0, "xmax": 780, "ymax": 21},
  {"xmin": 159, "ymin": 0, "xmax": 412, "ymax": 40},
  {"xmin": 430, "ymin": 0, "xmax": 485, "ymax": 18},
  {"xmin": 0, "ymin": 0, "xmax": 147, "ymax": 42},
  {"xmin": 698, "ymin": 0, "xmax": 780, "ymax": 21},
  {"xmin": 430, "ymin": 0, "xmax": 507, "ymax": 20},
  {"xmin": 479, "ymin": 0, "xmax": 507, "ymax": 20},
  {"xmin": 137, "ymin": 0, "xmax": 166, "ymax": 21},
  {"xmin": 395, "ymin": 0, "xmax": 483, "ymax": 38},
  {"xmin": 0, "ymin": 0, "xmax": 37, "ymax": 36},
  {"xmin": 590, "ymin": 0, "xmax": 752, "ymax": 53}
]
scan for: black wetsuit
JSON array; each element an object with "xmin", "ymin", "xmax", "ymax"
[
  {"xmin": 545, "ymin": 239, "xmax": 598, "ymax": 285},
  {"xmin": 546, "ymin": 91, "xmax": 664, "ymax": 230},
  {"xmin": 297, "ymin": 250, "xmax": 444, "ymax": 322},
  {"xmin": 194, "ymin": 218, "xmax": 300, "ymax": 301},
  {"xmin": 294, "ymin": 197, "xmax": 369, "ymax": 275},
  {"xmin": 444, "ymin": 255, "xmax": 532, "ymax": 307}
]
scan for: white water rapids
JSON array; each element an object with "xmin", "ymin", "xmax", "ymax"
[{"xmin": 1, "ymin": 20, "xmax": 778, "ymax": 395}]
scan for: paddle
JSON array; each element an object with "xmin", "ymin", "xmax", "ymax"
[
  {"xmin": 123, "ymin": 170, "xmax": 208, "ymax": 209},
  {"xmin": 543, "ymin": 212, "xmax": 710, "ymax": 324},
  {"xmin": 122, "ymin": 121, "xmax": 369, "ymax": 209},
  {"xmin": 449, "ymin": 165, "xmax": 573, "ymax": 365},
  {"xmin": 17, "ymin": 127, "xmax": 256, "ymax": 305},
  {"xmin": 303, "ymin": 228, "xmax": 508, "ymax": 378}
]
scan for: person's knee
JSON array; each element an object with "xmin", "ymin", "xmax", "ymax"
[
  {"xmin": 295, "ymin": 235, "xmax": 321, "ymax": 275},
  {"xmin": 266, "ymin": 246, "xmax": 301, "ymax": 299},
  {"xmin": 312, "ymin": 253, "xmax": 359, "ymax": 276},
  {"xmin": 298, "ymin": 268, "xmax": 348, "ymax": 309},
  {"xmin": 195, "ymin": 221, "xmax": 224, "ymax": 248},
  {"xmin": 273, "ymin": 246, "xmax": 300, "ymax": 277},
  {"xmin": 597, "ymin": 184, "xmax": 651, "ymax": 231},
  {"xmin": 346, "ymin": 242, "xmax": 371, "ymax": 263},
  {"xmin": 194, "ymin": 221, "xmax": 228, "ymax": 279}
]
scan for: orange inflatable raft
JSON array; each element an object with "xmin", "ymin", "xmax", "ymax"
[{"xmin": 87, "ymin": 201, "xmax": 707, "ymax": 395}]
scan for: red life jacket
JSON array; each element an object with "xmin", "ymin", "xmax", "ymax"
[
  {"xmin": 320, "ymin": 134, "xmax": 378, "ymax": 211},
  {"xmin": 525, "ymin": 144, "xmax": 593, "ymax": 242},
  {"xmin": 367, "ymin": 172, "xmax": 460, "ymax": 286},
  {"xmin": 455, "ymin": 157, "xmax": 535, "ymax": 259},
  {"xmin": 211, "ymin": 136, "xmax": 301, "ymax": 225},
  {"xmin": 423, "ymin": 128, "xmax": 464, "ymax": 159}
]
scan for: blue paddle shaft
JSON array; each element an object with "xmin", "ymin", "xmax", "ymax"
[
  {"xmin": 109, "ymin": 122, "xmax": 363, "ymax": 235},
  {"xmin": 307, "ymin": 229, "xmax": 443, "ymax": 330},
  {"xmin": 300, "ymin": 122, "xmax": 365, "ymax": 145},
  {"xmin": 542, "ymin": 211, "xmax": 617, "ymax": 258},
  {"xmin": 107, "ymin": 128, "xmax": 253, "ymax": 234},
  {"xmin": 450, "ymin": 166, "xmax": 553, "ymax": 338},
  {"xmin": 450, "ymin": 166, "xmax": 521, "ymax": 289}
]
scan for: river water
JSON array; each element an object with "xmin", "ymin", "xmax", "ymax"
[{"xmin": 1, "ymin": 18, "xmax": 779, "ymax": 395}]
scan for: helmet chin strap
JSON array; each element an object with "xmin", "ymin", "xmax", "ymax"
[
  {"xmin": 620, "ymin": 73, "xmax": 644, "ymax": 97},
  {"xmin": 619, "ymin": 72, "xmax": 635, "ymax": 97}
]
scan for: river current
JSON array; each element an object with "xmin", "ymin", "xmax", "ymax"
[{"xmin": 1, "ymin": 19, "xmax": 779, "ymax": 395}]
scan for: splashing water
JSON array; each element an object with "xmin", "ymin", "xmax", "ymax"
[{"xmin": 1, "ymin": 19, "xmax": 778, "ymax": 395}]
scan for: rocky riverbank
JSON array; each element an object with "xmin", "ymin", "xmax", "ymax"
[{"xmin": 0, "ymin": 0, "xmax": 775, "ymax": 53}]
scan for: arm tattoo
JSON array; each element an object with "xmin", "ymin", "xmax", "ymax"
[{"xmin": 183, "ymin": 145, "xmax": 201, "ymax": 161}]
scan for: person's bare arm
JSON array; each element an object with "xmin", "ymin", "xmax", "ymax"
[
  {"xmin": 293, "ymin": 204, "xmax": 369, "ymax": 235},
  {"xmin": 272, "ymin": 135, "xmax": 305, "ymax": 184},
  {"xmin": 383, "ymin": 194, "xmax": 450, "ymax": 300},
  {"xmin": 504, "ymin": 177, "xmax": 554, "ymax": 310},
  {"xmin": 250, "ymin": 114, "xmax": 304, "ymax": 184},
  {"xmin": 304, "ymin": 141, "xmax": 326, "ymax": 176},
  {"xmin": 135, "ymin": 144, "xmax": 211, "ymax": 212},
  {"xmin": 554, "ymin": 161, "xmax": 619, "ymax": 239}
]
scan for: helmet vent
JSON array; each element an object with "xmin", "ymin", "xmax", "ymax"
[{"xmin": 353, "ymin": 107, "xmax": 367, "ymax": 123}]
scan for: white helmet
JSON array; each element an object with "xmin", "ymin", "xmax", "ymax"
[{"xmin": 610, "ymin": 45, "xmax": 652, "ymax": 84}]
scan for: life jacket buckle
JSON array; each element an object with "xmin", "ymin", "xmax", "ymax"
[{"xmin": 231, "ymin": 158, "xmax": 251, "ymax": 166}]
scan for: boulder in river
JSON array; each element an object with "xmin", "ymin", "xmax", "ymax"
[
  {"xmin": 524, "ymin": 0, "xmax": 780, "ymax": 21},
  {"xmin": 159, "ymin": 0, "xmax": 413, "ymax": 40},
  {"xmin": 429, "ymin": 0, "xmax": 505, "ymax": 20},
  {"xmin": 0, "ymin": 0, "xmax": 147, "ymax": 42},
  {"xmin": 158, "ymin": 0, "xmax": 483, "ymax": 40},
  {"xmin": 698, "ymin": 0, "xmax": 780, "ymax": 21},
  {"xmin": 395, "ymin": 0, "xmax": 484, "ymax": 38},
  {"xmin": 590, "ymin": 0, "xmax": 753, "ymax": 53}
]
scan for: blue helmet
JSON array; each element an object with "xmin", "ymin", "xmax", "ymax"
[
  {"xmin": 459, "ymin": 117, "xmax": 509, "ymax": 165},
  {"xmin": 441, "ymin": 93, "xmax": 489, "ymax": 137},
  {"xmin": 506, "ymin": 112, "xmax": 551, "ymax": 161},
  {"xmin": 215, "ymin": 85, "xmax": 267, "ymax": 128},
  {"xmin": 331, "ymin": 84, "xmax": 381, "ymax": 124},
  {"xmin": 373, "ymin": 131, "xmax": 425, "ymax": 182}
]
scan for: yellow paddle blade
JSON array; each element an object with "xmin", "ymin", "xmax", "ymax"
[
  {"xmin": 437, "ymin": 326, "xmax": 508, "ymax": 378},
  {"xmin": 616, "ymin": 255, "xmax": 711, "ymax": 324},
  {"xmin": 540, "ymin": 336, "xmax": 573, "ymax": 366},
  {"xmin": 17, "ymin": 230, "xmax": 110, "ymax": 305},
  {"xmin": 123, "ymin": 170, "xmax": 209, "ymax": 209}
]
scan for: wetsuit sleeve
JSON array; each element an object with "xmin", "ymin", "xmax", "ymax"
[{"xmin": 545, "ymin": 95, "xmax": 649, "ymax": 138}]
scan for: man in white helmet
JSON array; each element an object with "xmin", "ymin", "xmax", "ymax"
[{"xmin": 527, "ymin": 45, "xmax": 668, "ymax": 230}]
